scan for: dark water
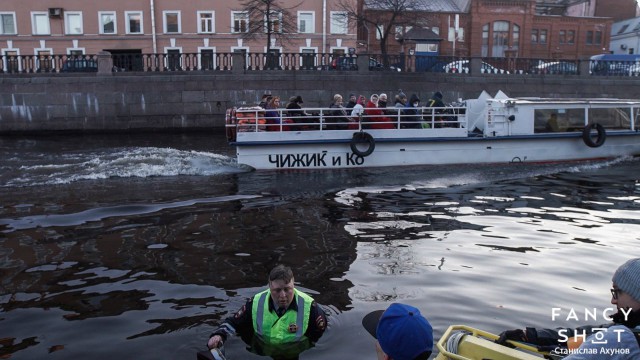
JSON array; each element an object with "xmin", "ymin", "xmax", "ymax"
[{"xmin": 1, "ymin": 132, "xmax": 639, "ymax": 359}]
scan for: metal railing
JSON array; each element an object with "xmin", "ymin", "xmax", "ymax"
[
  {"xmin": 2, "ymin": 52, "xmax": 639, "ymax": 77},
  {"xmin": 228, "ymin": 106, "xmax": 466, "ymax": 134}
]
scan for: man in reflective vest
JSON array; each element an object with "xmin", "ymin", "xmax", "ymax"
[{"xmin": 207, "ymin": 265, "xmax": 327, "ymax": 355}]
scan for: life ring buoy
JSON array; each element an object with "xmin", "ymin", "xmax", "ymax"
[
  {"xmin": 582, "ymin": 123, "xmax": 606, "ymax": 148},
  {"xmin": 350, "ymin": 132, "xmax": 375, "ymax": 157}
]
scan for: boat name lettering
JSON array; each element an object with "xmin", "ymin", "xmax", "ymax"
[
  {"xmin": 346, "ymin": 153, "xmax": 364, "ymax": 166},
  {"xmin": 268, "ymin": 152, "xmax": 365, "ymax": 168},
  {"xmin": 268, "ymin": 152, "xmax": 328, "ymax": 168}
]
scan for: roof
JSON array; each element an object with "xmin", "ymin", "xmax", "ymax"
[
  {"xmin": 364, "ymin": 0, "xmax": 471, "ymax": 13},
  {"xmin": 403, "ymin": 27, "xmax": 443, "ymax": 41},
  {"xmin": 611, "ymin": 16, "xmax": 640, "ymax": 36}
]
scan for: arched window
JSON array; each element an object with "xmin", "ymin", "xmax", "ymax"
[{"xmin": 481, "ymin": 21, "xmax": 521, "ymax": 57}]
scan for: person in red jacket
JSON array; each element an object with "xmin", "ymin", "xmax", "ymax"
[{"xmin": 364, "ymin": 94, "xmax": 394, "ymax": 129}]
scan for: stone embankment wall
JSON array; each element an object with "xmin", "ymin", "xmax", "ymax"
[{"xmin": 0, "ymin": 71, "xmax": 637, "ymax": 134}]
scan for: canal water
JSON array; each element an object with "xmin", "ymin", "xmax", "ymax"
[{"xmin": 0, "ymin": 132, "xmax": 639, "ymax": 360}]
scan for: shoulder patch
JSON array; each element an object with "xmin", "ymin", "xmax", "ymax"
[{"xmin": 234, "ymin": 305, "xmax": 246, "ymax": 319}]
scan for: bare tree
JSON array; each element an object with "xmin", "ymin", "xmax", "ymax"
[
  {"xmin": 337, "ymin": 0, "xmax": 436, "ymax": 57},
  {"xmin": 234, "ymin": 0, "xmax": 301, "ymax": 54}
]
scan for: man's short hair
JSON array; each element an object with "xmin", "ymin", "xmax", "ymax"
[{"xmin": 269, "ymin": 265, "xmax": 294, "ymax": 284}]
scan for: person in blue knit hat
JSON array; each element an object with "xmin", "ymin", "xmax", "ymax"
[
  {"xmin": 498, "ymin": 258, "xmax": 640, "ymax": 359},
  {"xmin": 362, "ymin": 303, "xmax": 433, "ymax": 360}
]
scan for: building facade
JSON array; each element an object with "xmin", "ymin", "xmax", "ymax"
[
  {"xmin": 362, "ymin": 0, "xmax": 613, "ymax": 60},
  {"xmin": 0, "ymin": 0, "xmax": 358, "ymax": 61},
  {"xmin": 610, "ymin": 16, "xmax": 640, "ymax": 55}
]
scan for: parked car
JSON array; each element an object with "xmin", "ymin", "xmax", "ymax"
[
  {"xmin": 330, "ymin": 56, "xmax": 401, "ymax": 72},
  {"xmin": 442, "ymin": 60, "xmax": 509, "ymax": 74},
  {"xmin": 62, "ymin": 59, "xmax": 98, "ymax": 72},
  {"xmin": 530, "ymin": 61, "xmax": 578, "ymax": 75}
]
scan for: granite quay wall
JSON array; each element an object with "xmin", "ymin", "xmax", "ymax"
[{"xmin": 1, "ymin": 71, "xmax": 639, "ymax": 134}]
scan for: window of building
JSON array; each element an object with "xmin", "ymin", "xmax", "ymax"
[
  {"xmin": 586, "ymin": 30, "xmax": 602, "ymax": 45},
  {"xmin": 65, "ymin": 12, "xmax": 83, "ymax": 35},
  {"xmin": 32, "ymin": 12, "xmax": 50, "ymax": 35},
  {"xmin": 265, "ymin": 11, "xmax": 282, "ymax": 33},
  {"xmin": 166, "ymin": 49, "xmax": 181, "ymax": 70},
  {"xmin": 300, "ymin": 48, "xmax": 315, "ymax": 69},
  {"xmin": 531, "ymin": 29, "xmax": 538, "ymax": 43},
  {"xmin": 99, "ymin": 12, "xmax": 116, "ymax": 34},
  {"xmin": 200, "ymin": 48, "xmax": 215, "ymax": 70},
  {"xmin": 232, "ymin": 11, "xmax": 248, "ymax": 33},
  {"xmin": 4, "ymin": 50, "xmax": 19, "ymax": 73},
  {"xmin": 125, "ymin": 11, "xmax": 143, "ymax": 34},
  {"xmin": 449, "ymin": 26, "xmax": 464, "ymax": 42},
  {"xmin": 618, "ymin": 24, "xmax": 629, "ymax": 34},
  {"xmin": 0, "ymin": 13, "xmax": 16, "ymax": 35},
  {"xmin": 198, "ymin": 11, "xmax": 215, "ymax": 34},
  {"xmin": 164, "ymin": 11, "xmax": 180, "ymax": 34},
  {"xmin": 432, "ymin": 27, "xmax": 439, "ymax": 35},
  {"xmin": 482, "ymin": 24, "xmax": 489, "ymax": 57},
  {"xmin": 330, "ymin": 11, "xmax": 348, "ymax": 34},
  {"xmin": 559, "ymin": 30, "xmax": 566, "ymax": 44},
  {"xmin": 540, "ymin": 29, "xmax": 547, "ymax": 44},
  {"xmin": 482, "ymin": 21, "xmax": 521, "ymax": 57},
  {"xmin": 375, "ymin": 24, "xmax": 384, "ymax": 40},
  {"xmin": 567, "ymin": 30, "xmax": 575, "ymax": 45},
  {"xmin": 395, "ymin": 25, "xmax": 414, "ymax": 40},
  {"xmin": 298, "ymin": 11, "xmax": 314, "ymax": 33},
  {"xmin": 37, "ymin": 50, "xmax": 52, "ymax": 72}
]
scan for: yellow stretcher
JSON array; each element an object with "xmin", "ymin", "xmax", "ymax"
[{"xmin": 435, "ymin": 325, "xmax": 552, "ymax": 360}]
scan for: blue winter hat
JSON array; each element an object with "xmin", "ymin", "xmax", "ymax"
[
  {"xmin": 612, "ymin": 258, "xmax": 640, "ymax": 302},
  {"xmin": 362, "ymin": 303, "xmax": 433, "ymax": 360}
]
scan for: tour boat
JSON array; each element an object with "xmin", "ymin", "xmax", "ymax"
[{"xmin": 224, "ymin": 91, "xmax": 640, "ymax": 170}]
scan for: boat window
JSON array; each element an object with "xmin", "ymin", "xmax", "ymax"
[
  {"xmin": 534, "ymin": 109, "xmax": 585, "ymax": 133},
  {"xmin": 588, "ymin": 108, "xmax": 631, "ymax": 130}
]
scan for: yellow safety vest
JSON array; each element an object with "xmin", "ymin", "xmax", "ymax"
[{"xmin": 251, "ymin": 289, "xmax": 313, "ymax": 344}]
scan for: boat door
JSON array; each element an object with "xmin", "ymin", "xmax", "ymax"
[{"xmin": 485, "ymin": 105, "xmax": 511, "ymax": 136}]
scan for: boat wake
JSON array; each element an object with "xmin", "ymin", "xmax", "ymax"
[
  {"xmin": 333, "ymin": 157, "xmax": 637, "ymax": 206},
  {"xmin": 1, "ymin": 147, "xmax": 251, "ymax": 187}
]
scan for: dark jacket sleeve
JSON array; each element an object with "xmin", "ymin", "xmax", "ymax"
[
  {"xmin": 523, "ymin": 324, "xmax": 612, "ymax": 349},
  {"xmin": 305, "ymin": 301, "xmax": 328, "ymax": 342},
  {"xmin": 210, "ymin": 298, "xmax": 254, "ymax": 343}
]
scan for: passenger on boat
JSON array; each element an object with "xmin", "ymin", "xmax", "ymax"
[
  {"xmin": 497, "ymin": 258, "xmax": 640, "ymax": 359},
  {"xmin": 365, "ymin": 94, "xmax": 394, "ymax": 129},
  {"xmin": 362, "ymin": 303, "xmax": 433, "ymax": 360},
  {"xmin": 328, "ymin": 94, "xmax": 352, "ymax": 130},
  {"xmin": 207, "ymin": 265, "xmax": 327, "ymax": 357},
  {"xmin": 346, "ymin": 93, "xmax": 358, "ymax": 110},
  {"xmin": 264, "ymin": 96, "xmax": 284, "ymax": 131},
  {"xmin": 351, "ymin": 95, "xmax": 366, "ymax": 119},
  {"xmin": 546, "ymin": 113, "xmax": 562, "ymax": 132},
  {"xmin": 402, "ymin": 94, "xmax": 423, "ymax": 129},
  {"xmin": 378, "ymin": 93, "xmax": 388, "ymax": 108},
  {"xmin": 427, "ymin": 91, "xmax": 447, "ymax": 128},
  {"xmin": 285, "ymin": 95, "xmax": 308, "ymax": 124},
  {"xmin": 258, "ymin": 93, "xmax": 271, "ymax": 108}
]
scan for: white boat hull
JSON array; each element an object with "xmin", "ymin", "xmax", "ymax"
[{"xmin": 233, "ymin": 131, "xmax": 640, "ymax": 170}]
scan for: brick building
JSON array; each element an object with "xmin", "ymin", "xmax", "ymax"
[
  {"xmin": 362, "ymin": 0, "xmax": 613, "ymax": 60},
  {"xmin": 0, "ymin": 0, "xmax": 358, "ymax": 61}
]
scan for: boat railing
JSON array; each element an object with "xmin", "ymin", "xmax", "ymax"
[{"xmin": 227, "ymin": 106, "xmax": 467, "ymax": 133}]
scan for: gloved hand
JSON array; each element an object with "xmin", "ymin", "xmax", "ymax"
[{"xmin": 496, "ymin": 329, "xmax": 527, "ymax": 347}]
